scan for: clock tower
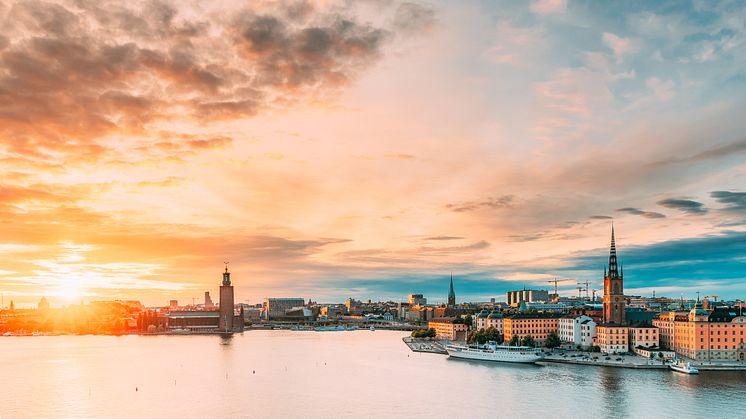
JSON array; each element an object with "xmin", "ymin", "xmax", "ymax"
[{"xmin": 219, "ymin": 263, "xmax": 235, "ymax": 332}]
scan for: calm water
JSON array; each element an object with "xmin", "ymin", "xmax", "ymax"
[{"xmin": 1, "ymin": 331, "xmax": 745, "ymax": 418}]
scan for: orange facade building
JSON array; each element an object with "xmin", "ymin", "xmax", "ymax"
[
  {"xmin": 428, "ymin": 317, "xmax": 468, "ymax": 341},
  {"xmin": 503, "ymin": 314, "xmax": 560, "ymax": 346},
  {"xmin": 653, "ymin": 305, "xmax": 746, "ymax": 362}
]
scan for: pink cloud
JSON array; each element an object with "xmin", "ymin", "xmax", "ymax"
[{"xmin": 530, "ymin": 0, "xmax": 567, "ymax": 14}]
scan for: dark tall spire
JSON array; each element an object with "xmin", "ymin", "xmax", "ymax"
[
  {"xmin": 607, "ymin": 225, "xmax": 619, "ymax": 278},
  {"xmin": 448, "ymin": 273, "xmax": 456, "ymax": 306}
]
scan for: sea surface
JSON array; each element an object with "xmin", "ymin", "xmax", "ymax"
[{"xmin": 1, "ymin": 331, "xmax": 745, "ymax": 418}]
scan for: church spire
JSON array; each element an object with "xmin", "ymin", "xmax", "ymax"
[
  {"xmin": 448, "ymin": 273, "xmax": 456, "ymax": 306},
  {"xmin": 607, "ymin": 225, "xmax": 619, "ymax": 278}
]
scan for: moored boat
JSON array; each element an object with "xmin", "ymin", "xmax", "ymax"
[
  {"xmin": 445, "ymin": 341, "xmax": 544, "ymax": 364},
  {"xmin": 314, "ymin": 325, "xmax": 359, "ymax": 331},
  {"xmin": 669, "ymin": 359, "xmax": 698, "ymax": 374}
]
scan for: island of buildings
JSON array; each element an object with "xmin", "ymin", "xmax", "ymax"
[{"xmin": 1, "ymin": 227, "xmax": 744, "ymax": 367}]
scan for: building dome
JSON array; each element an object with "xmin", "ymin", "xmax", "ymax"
[{"xmin": 688, "ymin": 302, "xmax": 709, "ymax": 321}]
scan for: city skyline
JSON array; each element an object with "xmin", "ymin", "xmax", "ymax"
[{"xmin": 1, "ymin": 0, "xmax": 746, "ymax": 306}]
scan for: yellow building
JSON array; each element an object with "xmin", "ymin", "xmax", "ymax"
[
  {"xmin": 428, "ymin": 317, "xmax": 468, "ymax": 341},
  {"xmin": 595, "ymin": 325, "xmax": 629, "ymax": 354},
  {"xmin": 503, "ymin": 314, "xmax": 560, "ymax": 346}
]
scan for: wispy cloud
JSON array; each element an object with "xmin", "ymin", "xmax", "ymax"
[
  {"xmin": 656, "ymin": 198, "xmax": 707, "ymax": 215},
  {"xmin": 615, "ymin": 207, "xmax": 666, "ymax": 219},
  {"xmin": 711, "ymin": 191, "xmax": 746, "ymax": 213}
]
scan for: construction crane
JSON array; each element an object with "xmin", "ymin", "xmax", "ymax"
[
  {"xmin": 591, "ymin": 289, "xmax": 599, "ymax": 303},
  {"xmin": 703, "ymin": 295, "xmax": 719, "ymax": 310},
  {"xmin": 578, "ymin": 280, "xmax": 590, "ymax": 299},
  {"xmin": 548, "ymin": 278, "xmax": 560, "ymax": 297},
  {"xmin": 576, "ymin": 286, "xmax": 584, "ymax": 299}
]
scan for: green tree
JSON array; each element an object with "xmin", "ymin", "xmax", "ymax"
[
  {"xmin": 464, "ymin": 314, "xmax": 473, "ymax": 329},
  {"xmin": 484, "ymin": 326, "xmax": 502, "ymax": 344},
  {"xmin": 544, "ymin": 332, "xmax": 561, "ymax": 349},
  {"xmin": 412, "ymin": 328, "xmax": 436, "ymax": 338},
  {"xmin": 521, "ymin": 335, "xmax": 536, "ymax": 347},
  {"xmin": 508, "ymin": 335, "xmax": 520, "ymax": 346}
]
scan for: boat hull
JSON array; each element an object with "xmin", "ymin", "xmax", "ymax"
[
  {"xmin": 446, "ymin": 346, "xmax": 543, "ymax": 364},
  {"xmin": 670, "ymin": 365, "xmax": 698, "ymax": 374}
]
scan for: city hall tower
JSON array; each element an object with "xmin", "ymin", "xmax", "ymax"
[{"xmin": 219, "ymin": 263, "xmax": 235, "ymax": 332}]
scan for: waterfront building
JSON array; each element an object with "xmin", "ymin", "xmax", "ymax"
[
  {"xmin": 653, "ymin": 304, "xmax": 746, "ymax": 362},
  {"xmin": 629, "ymin": 326, "xmax": 659, "ymax": 351},
  {"xmin": 485, "ymin": 311, "xmax": 504, "ymax": 334},
  {"xmin": 284, "ymin": 307, "xmax": 314, "ymax": 321},
  {"xmin": 503, "ymin": 314, "xmax": 561, "ymax": 346},
  {"xmin": 168, "ymin": 311, "xmax": 219, "ymax": 331},
  {"xmin": 204, "ymin": 291, "xmax": 214, "ymax": 308},
  {"xmin": 219, "ymin": 265, "xmax": 235, "ymax": 332},
  {"xmin": 636, "ymin": 347, "xmax": 675, "ymax": 360},
  {"xmin": 579, "ymin": 319, "xmax": 596, "ymax": 349},
  {"xmin": 652, "ymin": 310, "xmax": 687, "ymax": 350},
  {"xmin": 506, "ymin": 289, "xmax": 550, "ymax": 308},
  {"xmin": 595, "ymin": 325, "xmax": 629, "ymax": 354},
  {"xmin": 475, "ymin": 309, "xmax": 489, "ymax": 330},
  {"xmin": 265, "ymin": 298, "xmax": 306, "ymax": 320},
  {"xmin": 558, "ymin": 315, "xmax": 595, "ymax": 346},
  {"xmin": 448, "ymin": 275, "xmax": 456, "ymax": 306},
  {"xmin": 408, "ymin": 294, "xmax": 427, "ymax": 306},
  {"xmin": 428, "ymin": 317, "xmax": 468, "ymax": 341},
  {"xmin": 596, "ymin": 226, "xmax": 631, "ymax": 353}
]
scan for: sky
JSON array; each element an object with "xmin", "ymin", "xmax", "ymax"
[{"xmin": 0, "ymin": 0, "xmax": 745, "ymax": 307}]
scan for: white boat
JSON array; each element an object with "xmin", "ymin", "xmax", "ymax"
[
  {"xmin": 669, "ymin": 359, "xmax": 699, "ymax": 374},
  {"xmin": 446, "ymin": 341, "xmax": 544, "ymax": 364},
  {"xmin": 314, "ymin": 325, "xmax": 358, "ymax": 331}
]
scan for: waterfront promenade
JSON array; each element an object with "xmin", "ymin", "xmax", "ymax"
[{"xmin": 403, "ymin": 338, "xmax": 746, "ymax": 370}]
